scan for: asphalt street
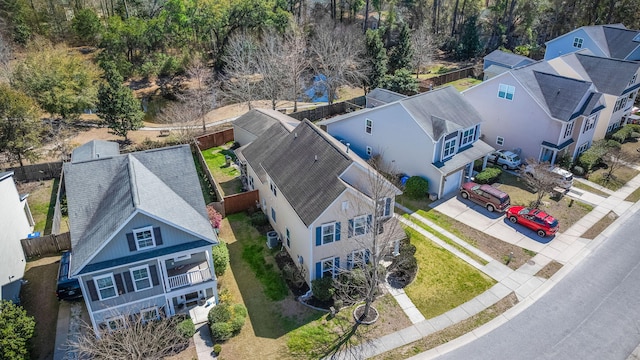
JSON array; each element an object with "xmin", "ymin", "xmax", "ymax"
[{"xmin": 432, "ymin": 210, "xmax": 640, "ymax": 360}]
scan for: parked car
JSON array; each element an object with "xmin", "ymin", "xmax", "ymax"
[
  {"xmin": 522, "ymin": 165, "xmax": 574, "ymax": 189},
  {"xmin": 487, "ymin": 150, "xmax": 522, "ymax": 170},
  {"xmin": 56, "ymin": 251, "xmax": 82, "ymax": 301},
  {"xmin": 459, "ymin": 181, "xmax": 511, "ymax": 212},
  {"xmin": 506, "ymin": 206, "xmax": 559, "ymax": 237}
]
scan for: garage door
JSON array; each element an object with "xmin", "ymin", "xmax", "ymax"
[{"xmin": 442, "ymin": 170, "xmax": 463, "ymax": 197}]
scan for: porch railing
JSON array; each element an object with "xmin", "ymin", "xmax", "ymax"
[{"xmin": 168, "ymin": 268, "xmax": 213, "ymax": 290}]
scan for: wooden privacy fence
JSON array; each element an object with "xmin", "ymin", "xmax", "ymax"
[
  {"xmin": 289, "ymin": 96, "xmax": 366, "ymax": 122},
  {"xmin": 224, "ymin": 190, "xmax": 259, "ymax": 214},
  {"xmin": 419, "ymin": 65, "xmax": 483, "ymax": 92},
  {"xmin": 7, "ymin": 161, "xmax": 63, "ymax": 182},
  {"xmin": 195, "ymin": 128, "xmax": 234, "ymax": 150},
  {"xmin": 21, "ymin": 232, "xmax": 71, "ymax": 258}
]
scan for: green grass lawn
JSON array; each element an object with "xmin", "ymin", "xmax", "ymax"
[
  {"xmin": 201, "ymin": 143, "xmax": 243, "ymax": 196},
  {"xmin": 404, "ymin": 228, "xmax": 495, "ymax": 319},
  {"xmin": 626, "ymin": 187, "xmax": 640, "ymax": 202},
  {"xmin": 17, "ymin": 178, "xmax": 59, "ymax": 234},
  {"xmin": 442, "ymin": 78, "xmax": 482, "ymax": 91},
  {"xmin": 572, "ymin": 181, "xmax": 610, "ymax": 197}
]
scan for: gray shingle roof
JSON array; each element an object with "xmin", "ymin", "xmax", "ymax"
[
  {"xmin": 239, "ymin": 121, "xmax": 291, "ymax": 183},
  {"xmin": 367, "ymin": 88, "xmax": 407, "ymax": 104},
  {"xmin": 233, "ymin": 108, "xmax": 300, "ymax": 139},
  {"xmin": 573, "ymin": 53, "xmax": 640, "ymax": 95},
  {"xmin": 575, "ymin": 24, "xmax": 640, "ymax": 59},
  {"xmin": 64, "ymin": 144, "xmax": 216, "ymax": 275},
  {"xmin": 261, "ymin": 120, "xmax": 352, "ymax": 226},
  {"xmin": 70, "ymin": 140, "xmax": 120, "ymax": 163},
  {"xmin": 484, "ymin": 50, "xmax": 535, "ymax": 68}
]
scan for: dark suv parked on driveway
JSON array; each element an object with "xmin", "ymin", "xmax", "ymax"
[
  {"xmin": 460, "ymin": 181, "xmax": 511, "ymax": 213},
  {"xmin": 56, "ymin": 251, "xmax": 82, "ymax": 301}
]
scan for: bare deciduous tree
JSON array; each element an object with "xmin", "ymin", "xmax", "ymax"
[
  {"xmin": 184, "ymin": 58, "xmax": 217, "ymax": 133},
  {"xmin": 256, "ymin": 30, "xmax": 290, "ymax": 111},
  {"xmin": 601, "ymin": 141, "xmax": 636, "ymax": 184},
  {"xmin": 281, "ymin": 27, "xmax": 309, "ymax": 112},
  {"xmin": 69, "ymin": 315, "xmax": 190, "ymax": 360},
  {"xmin": 220, "ymin": 32, "xmax": 260, "ymax": 110},
  {"xmin": 411, "ymin": 20, "xmax": 436, "ymax": 79},
  {"xmin": 0, "ymin": 33, "xmax": 11, "ymax": 83},
  {"xmin": 309, "ymin": 20, "xmax": 367, "ymax": 105},
  {"xmin": 157, "ymin": 99, "xmax": 202, "ymax": 144},
  {"xmin": 520, "ymin": 159, "xmax": 563, "ymax": 208}
]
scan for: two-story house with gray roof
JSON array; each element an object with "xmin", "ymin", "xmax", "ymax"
[
  {"xmin": 318, "ymin": 86, "xmax": 495, "ymax": 199},
  {"xmin": 544, "ymin": 23, "xmax": 640, "ymax": 61},
  {"xmin": 483, "ymin": 50, "xmax": 535, "ymax": 80},
  {"xmin": 235, "ymin": 115, "xmax": 405, "ymax": 286},
  {"xmin": 546, "ymin": 51, "xmax": 640, "ymax": 140},
  {"xmin": 463, "ymin": 61, "xmax": 606, "ymax": 165},
  {"xmin": 232, "ymin": 108, "xmax": 300, "ymax": 147},
  {"xmin": 64, "ymin": 141, "xmax": 218, "ymax": 333}
]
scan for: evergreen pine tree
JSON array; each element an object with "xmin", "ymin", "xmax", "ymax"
[
  {"xmin": 365, "ymin": 29, "xmax": 388, "ymax": 91},
  {"xmin": 388, "ymin": 23, "xmax": 413, "ymax": 73},
  {"xmin": 456, "ymin": 16, "xmax": 482, "ymax": 60},
  {"xmin": 97, "ymin": 62, "xmax": 144, "ymax": 142}
]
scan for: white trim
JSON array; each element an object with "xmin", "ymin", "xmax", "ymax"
[
  {"xmin": 366, "ymin": 146, "xmax": 373, "ymax": 156},
  {"xmin": 572, "ymin": 36, "xmax": 584, "ymax": 48},
  {"xmin": 133, "ymin": 226, "xmax": 156, "ymax": 250},
  {"xmin": 321, "ymin": 222, "xmax": 336, "ymax": 245},
  {"xmin": 496, "ymin": 136, "xmax": 505, "ymax": 146},
  {"xmin": 365, "ymin": 118, "xmax": 373, "ymax": 134},
  {"xmin": 353, "ymin": 215, "xmax": 367, "ymax": 236},
  {"xmin": 140, "ymin": 306, "xmax": 159, "ymax": 322},
  {"xmin": 105, "ymin": 315, "xmax": 126, "ymax": 332},
  {"xmin": 130, "ymin": 264, "xmax": 152, "ymax": 292},
  {"xmin": 174, "ymin": 254, "xmax": 192, "ymax": 262},
  {"xmin": 321, "ymin": 257, "xmax": 336, "ymax": 278},
  {"xmin": 92, "ymin": 294, "xmax": 168, "ymax": 315},
  {"xmin": 94, "ymin": 273, "xmax": 118, "ymax": 301}
]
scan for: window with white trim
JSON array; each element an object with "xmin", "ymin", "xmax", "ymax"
[
  {"xmin": 563, "ymin": 122, "xmax": 574, "ymax": 138},
  {"xmin": 614, "ymin": 97, "xmax": 628, "ymax": 112},
  {"xmin": 377, "ymin": 197, "xmax": 391, "ymax": 217},
  {"xmin": 321, "ymin": 258, "xmax": 336, "ymax": 278},
  {"xmin": 365, "ymin": 119, "xmax": 373, "ymax": 134},
  {"xmin": 321, "ymin": 223, "xmax": 335, "ymax": 244},
  {"xmin": 573, "ymin": 37, "xmax": 584, "ymax": 48},
  {"xmin": 366, "ymin": 146, "xmax": 372, "ymax": 156},
  {"xmin": 577, "ymin": 142, "xmax": 589, "ymax": 155},
  {"xmin": 271, "ymin": 207, "xmax": 277, "ymax": 223},
  {"xmin": 583, "ymin": 115, "xmax": 596, "ymax": 133},
  {"xmin": 628, "ymin": 74, "xmax": 637, "ymax": 87},
  {"xmin": 134, "ymin": 227, "xmax": 155, "ymax": 250},
  {"xmin": 342, "ymin": 201, "xmax": 349, "ymax": 211},
  {"xmin": 141, "ymin": 307, "xmax": 159, "ymax": 322},
  {"xmin": 351, "ymin": 249, "xmax": 366, "ymax": 268},
  {"xmin": 269, "ymin": 181, "xmax": 277, "ymax": 196},
  {"xmin": 94, "ymin": 274, "xmax": 117, "ymax": 300},
  {"xmin": 459, "ymin": 127, "xmax": 475, "ymax": 147},
  {"xmin": 496, "ymin": 136, "xmax": 504, "ymax": 146},
  {"xmin": 498, "ymin": 84, "xmax": 515, "ymax": 100},
  {"xmin": 106, "ymin": 315, "xmax": 126, "ymax": 332},
  {"xmin": 443, "ymin": 133, "xmax": 457, "ymax": 159},
  {"xmin": 130, "ymin": 265, "xmax": 151, "ymax": 291},
  {"xmin": 353, "ymin": 215, "xmax": 367, "ymax": 236}
]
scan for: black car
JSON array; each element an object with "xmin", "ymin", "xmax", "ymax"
[{"xmin": 56, "ymin": 251, "xmax": 82, "ymax": 301}]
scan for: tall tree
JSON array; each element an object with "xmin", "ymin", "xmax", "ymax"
[
  {"xmin": 281, "ymin": 26, "xmax": 309, "ymax": 112},
  {"xmin": 184, "ymin": 58, "xmax": 216, "ymax": 132},
  {"xmin": 379, "ymin": 68, "xmax": 419, "ymax": 95},
  {"xmin": 411, "ymin": 20, "xmax": 435, "ymax": 78},
  {"xmin": 456, "ymin": 15, "xmax": 481, "ymax": 60},
  {"xmin": 220, "ymin": 31, "xmax": 260, "ymax": 110},
  {"xmin": 364, "ymin": 29, "xmax": 388, "ymax": 91},
  {"xmin": 0, "ymin": 84, "xmax": 42, "ymax": 169},
  {"xmin": 256, "ymin": 30, "xmax": 290, "ymax": 110},
  {"xmin": 96, "ymin": 62, "xmax": 144, "ymax": 142},
  {"xmin": 71, "ymin": 8, "xmax": 103, "ymax": 45},
  {"xmin": 388, "ymin": 23, "xmax": 412, "ymax": 73},
  {"xmin": 0, "ymin": 300, "xmax": 35, "ymax": 360}
]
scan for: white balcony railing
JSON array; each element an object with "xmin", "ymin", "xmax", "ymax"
[{"xmin": 168, "ymin": 268, "xmax": 212, "ymax": 290}]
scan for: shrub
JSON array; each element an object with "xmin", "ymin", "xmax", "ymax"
[
  {"xmin": 176, "ymin": 319, "xmax": 195, "ymax": 338},
  {"xmin": 572, "ymin": 165, "xmax": 585, "ymax": 176},
  {"xmin": 208, "ymin": 303, "xmax": 231, "ymax": 324},
  {"xmin": 250, "ymin": 212, "xmax": 269, "ymax": 227},
  {"xmin": 212, "ymin": 241, "xmax": 229, "ymax": 276},
  {"xmin": 389, "ymin": 240, "xmax": 418, "ymax": 286},
  {"xmin": 474, "ymin": 167, "xmax": 502, "ymax": 184},
  {"xmin": 213, "ymin": 344, "xmax": 222, "ymax": 355},
  {"xmin": 207, "ymin": 205, "xmax": 223, "ymax": 229},
  {"xmin": 311, "ymin": 277, "xmax": 335, "ymax": 302},
  {"xmin": 0, "ymin": 300, "xmax": 35, "ymax": 360},
  {"xmin": 404, "ymin": 176, "xmax": 429, "ymax": 199},
  {"xmin": 210, "ymin": 322, "xmax": 233, "ymax": 341}
]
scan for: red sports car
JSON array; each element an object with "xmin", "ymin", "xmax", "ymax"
[{"xmin": 506, "ymin": 206, "xmax": 559, "ymax": 237}]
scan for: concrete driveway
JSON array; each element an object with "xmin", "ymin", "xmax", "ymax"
[{"xmin": 430, "ymin": 194, "xmax": 555, "ymax": 253}]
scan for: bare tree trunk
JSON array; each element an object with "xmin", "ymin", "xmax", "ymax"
[
  {"xmin": 451, "ymin": 0, "xmax": 460, "ymax": 37},
  {"xmin": 605, "ymin": 0, "xmax": 615, "ymax": 23},
  {"xmin": 431, "ymin": 0, "xmax": 438, "ymax": 33},
  {"xmin": 363, "ymin": 0, "xmax": 370, "ymax": 33}
]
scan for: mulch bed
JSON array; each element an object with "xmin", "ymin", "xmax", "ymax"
[{"xmin": 274, "ymin": 251, "xmax": 310, "ymax": 297}]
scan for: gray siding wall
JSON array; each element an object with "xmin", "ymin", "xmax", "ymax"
[
  {"xmin": 544, "ymin": 29, "xmax": 604, "ymax": 60},
  {"xmin": 92, "ymin": 294, "xmax": 167, "ymax": 325},
  {"xmin": 92, "ymin": 213, "xmax": 202, "ymax": 264},
  {"xmin": 233, "ymin": 127, "xmax": 258, "ymax": 147}
]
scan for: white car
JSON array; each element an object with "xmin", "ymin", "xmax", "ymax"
[
  {"xmin": 522, "ymin": 165, "xmax": 574, "ymax": 189},
  {"xmin": 487, "ymin": 150, "xmax": 522, "ymax": 170}
]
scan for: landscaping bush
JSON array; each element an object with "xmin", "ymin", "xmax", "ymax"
[
  {"xmin": 213, "ymin": 344, "xmax": 222, "ymax": 355},
  {"xmin": 474, "ymin": 167, "xmax": 502, "ymax": 184},
  {"xmin": 207, "ymin": 205, "xmax": 223, "ymax": 229},
  {"xmin": 176, "ymin": 319, "xmax": 195, "ymax": 338},
  {"xmin": 229, "ymin": 305, "xmax": 247, "ymax": 332},
  {"xmin": 311, "ymin": 277, "xmax": 335, "ymax": 302},
  {"xmin": 250, "ymin": 212, "xmax": 269, "ymax": 227},
  {"xmin": 212, "ymin": 241, "xmax": 229, "ymax": 276},
  {"xmin": 404, "ymin": 176, "xmax": 429, "ymax": 199},
  {"xmin": 0, "ymin": 300, "xmax": 35, "ymax": 360},
  {"xmin": 208, "ymin": 302, "xmax": 231, "ymax": 324},
  {"xmin": 572, "ymin": 165, "xmax": 585, "ymax": 176},
  {"xmin": 577, "ymin": 147, "xmax": 603, "ymax": 172},
  {"xmin": 388, "ymin": 240, "xmax": 418, "ymax": 287},
  {"xmin": 208, "ymin": 301, "xmax": 247, "ymax": 341},
  {"xmin": 210, "ymin": 322, "xmax": 233, "ymax": 341}
]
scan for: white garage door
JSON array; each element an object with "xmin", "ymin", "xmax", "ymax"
[{"xmin": 442, "ymin": 170, "xmax": 463, "ymax": 197}]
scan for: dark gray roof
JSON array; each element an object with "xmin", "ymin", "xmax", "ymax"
[
  {"xmin": 574, "ymin": 53, "xmax": 640, "ymax": 95},
  {"xmin": 64, "ymin": 144, "xmax": 216, "ymax": 275},
  {"xmin": 239, "ymin": 122, "xmax": 291, "ymax": 183},
  {"xmin": 233, "ymin": 108, "xmax": 300, "ymax": 139},
  {"xmin": 367, "ymin": 88, "xmax": 407, "ymax": 104},
  {"xmin": 484, "ymin": 50, "xmax": 535, "ymax": 68},
  {"xmin": 261, "ymin": 120, "xmax": 352, "ymax": 226},
  {"xmin": 573, "ymin": 24, "xmax": 640, "ymax": 59},
  {"xmin": 71, "ymin": 140, "xmax": 120, "ymax": 163}
]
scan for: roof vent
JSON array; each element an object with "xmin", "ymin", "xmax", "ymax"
[
  {"xmin": 346, "ymin": 143, "xmax": 350, "ymax": 153},
  {"xmin": 294, "ymin": 132, "xmax": 298, "ymax": 138},
  {"xmin": 314, "ymin": 155, "xmax": 318, "ymax": 161}
]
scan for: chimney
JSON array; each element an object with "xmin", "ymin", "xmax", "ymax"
[{"xmin": 346, "ymin": 143, "xmax": 350, "ymax": 153}]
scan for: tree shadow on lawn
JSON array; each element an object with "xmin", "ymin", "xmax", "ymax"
[{"xmin": 226, "ymin": 216, "xmax": 323, "ymax": 339}]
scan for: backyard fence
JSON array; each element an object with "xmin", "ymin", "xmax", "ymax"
[
  {"xmin": 224, "ymin": 190, "xmax": 260, "ymax": 214},
  {"xmin": 21, "ymin": 232, "xmax": 71, "ymax": 258},
  {"xmin": 289, "ymin": 96, "xmax": 366, "ymax": 122},
  {"xmin": 6, "ymin": 161, "xmax": 63, "ymax": 182},
  {"xmin": 419, "ymin": 65, "xmax": 483, "ymax": 92},
  {"xmin": 195, "ymin": 129, "xmax": 235, "ymax": 150}
]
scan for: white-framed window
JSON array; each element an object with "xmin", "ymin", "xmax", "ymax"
[
  {"xmin": 141, "ymin": 306, "xmax": 159, "ymax": 322},
  {"xmin": 94, "ymin": 274, "xmax": 118, "ymax": 300},
  {"xmin": 248, "ymin": 176, "xmax": 254, "ymax": 190},
  {"xmin": 134, "ymin": 227, "xmax": 155, "ymax": 250},
  {"xmin": 321, "ymin": 258, "xmax": 336, "ymax": 278},
  {"xmin": 341, "ymin": 201, "xmax": 349, "ymax": 211},
  {"xmin": 377, "ymin": 197, "xmax": 391, "ymax": 217},
  {"xmin": 629, "ymin": 74, "xmax": 638, "ymax": 87},
  {"xmin": 271, "ymin": 207, "xmax": 277, "ymax": 223},
  {"xmin": 353, "ymin": 215, "xmax": 367, "ymax": 236},
  {"xmin": 459, "ymin": 127, "xmax": 475, "ymax": 147},
  {"xmin": 498, "ymin": 84, "xmax": 515, "ymax": 100},
  {"xmin": 269, "ymin": 181, "xmax": 277, "ymax": 196},
  {"xmin": 563, "ymin": 122, "xmax": 574, "ymax": 138},
  {"xmin": 573, "ymin": 37, "xmax": 584, "ymax": 48},
  {"xmin": 106, "ymin": 315, "xmax": 126, "ymax": 332},
  {"xmin": 366, "ymin": 146, "xmax": 372, "ymax": 156},
  {"xmin": 130, "ymin": 265, "xmax": 151, "ymax": 291},
  {"xmin": 583, "ymin": 115, "xmax": 596, "ymax": 133},
  {"xmin": 496, "ymin": 136, "xmax": 504, "ymax": 146},
  {"xmin": 321, "ymin": 223, "xmax": 335, "ymax": 244},
  {"xmin": 443, "ymin": 134, "xmax": 457, "ymax": 159},
  {"xmin": 614, "ymin": 97, "xmax": 628, "ymax": 112},
  {"xmin": 365, "ymin": 119, "xmax": 373, "ymax": 134},
  {"xmin": 577, "ymin": 142, "xmax": 589, "ymax": 155}
]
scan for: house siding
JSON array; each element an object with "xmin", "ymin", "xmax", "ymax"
[
  {"xmin": 92, "ymin": 294, "xmax": 167, "ymax": 325},
  {"xmin": 544, "ymin": 29, "xmax": 606, "ymax": 60},
  {"xmin": 233, "ymin": 127, "xmax": 258, "ymax": 147}
]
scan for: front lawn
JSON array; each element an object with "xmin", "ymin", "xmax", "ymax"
[
  {"xmin": 587, "ymin": 165, "xmax": 639, "ymax": 191},
  {"xmin": 572, "ymin": 181, "xmax": 610, "ymax": 197},
  {"xmin": 403, "ymin": 228, "xmax": 495, "ymax": 319},
  {"xmin": 201, "ymin": 143, "xmax": 243, "ymax": 196}
]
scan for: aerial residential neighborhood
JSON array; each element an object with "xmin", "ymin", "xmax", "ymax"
[{"xmin": 2, "ymin": 2, "xmax": 640, "ymax": 359}]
